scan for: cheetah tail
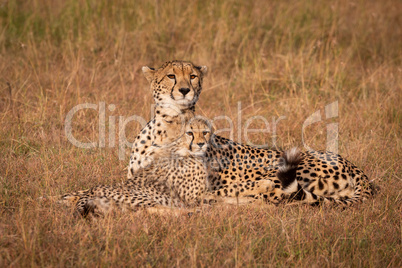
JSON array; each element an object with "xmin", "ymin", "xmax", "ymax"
[
  {"xmin": 277, "ymin": 147, "xmax": 303, "ymax": 194},
  {"xmin": 278, "ymin": 154, "xmax": 375, "ymax": 206},
  {"xmin": 276, "ymin": 148, "xmax": 337, "ymax": 206}
]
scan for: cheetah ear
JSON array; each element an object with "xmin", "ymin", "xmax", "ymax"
[
  {"xmin": 142, "ymin": 66, "xmax": 156, "ymax": 83},
  {"xmin": 210, "ymin": 123, "xmax": 216, "ymax": 134},
  {"xmin": 196, "ymin": 66, "xmax": 208, "ymax": 76}
]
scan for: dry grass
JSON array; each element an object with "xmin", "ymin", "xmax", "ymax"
[{"xmin": 0, "ymin": 0, "xmax": 401, "ymax": 266}]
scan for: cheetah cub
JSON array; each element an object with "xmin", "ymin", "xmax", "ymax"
[{"xmin": 61, "ymin": 117, "xmax": 216, "ymax": 217}]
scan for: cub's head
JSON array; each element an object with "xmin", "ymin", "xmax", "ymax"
[
  {"xmin": 142, "ymin": 61, "xmax": 207, "ymax": 110},
  {"xmin": 151, "ymin": 116, "xmax": 213, "ymax": 159},
  {"xmin": 171, "ymin": 117, "xmax": 213, "ymax": 157}
]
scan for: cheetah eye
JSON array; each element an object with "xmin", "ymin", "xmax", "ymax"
[
  {"xmin": 202, "ymin": 131, "xmax": 210, "ymax": 136},
  {"xmin": 186, "ymin": 131, "xmax": 193, "ymax": 136},
  {"xmin": 190, "ymin": 74, "xmax": 197, "ymax": 80},
  {"xmin": 167, "ymin": 74, "xmax": 175, "ymax": 79}
]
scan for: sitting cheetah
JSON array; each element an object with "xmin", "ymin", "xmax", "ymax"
[
  {"xmin": 127, "ymin": 61, "xmax": 287, "ymax": 204},
  {"xmin": 127, "ymin": 60, "xmax": 206, "ymax": 177},
  {"xmin": 128, "ymin": 60, "xmax": 375, "ymax": 206}
]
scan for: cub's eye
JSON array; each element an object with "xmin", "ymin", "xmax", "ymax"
[
  {"xmin": 190, "ymin": 74, "xmax": 197, "ymax": 80},
  {"xmin": 202, "ymin": 131, "xmax": 210, "ymax": 136},
  {"xmin": 167, "ymin": 74, "xmax": 175, "ymax": 79},
  {"xmin": 186, "ymin": 131, "xmax": 193, "ymax": 136}
]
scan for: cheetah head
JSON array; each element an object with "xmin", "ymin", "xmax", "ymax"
[
  {"xmin": 142, "ymin": 61, "xmax": 207, "ymax": 111},
  {"xmin": 180, "ymin": 117, "xmax": 213, "ymax": 157}
]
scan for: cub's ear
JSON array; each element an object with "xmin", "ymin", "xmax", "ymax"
[
  {"xmin": 142, "ymin": 66, "xmax": 156, "ymax": 83},
  {"xmin": 210, "ymin": 122, "xmax": 216, "ymax": 134},
  {"xmin": 196, "ymin": 65, "xmax": 208, "ymax": 76}
]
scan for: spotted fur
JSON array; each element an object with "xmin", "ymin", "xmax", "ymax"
[
  {"xmin": 62, "ymin": 118, "xmax": 213, "ymax": 216},
  {"xmin": 61, "ymin": 118, "xmax": 266, "ymax": 217},
  {"xmin": 128, "ymin": 61, "xmax": 375, "ymax": 207},
  {"xmin": 205, "ymin": 133, "xmax": 374, "ymax": 206},
  {"xmin": 128, "ymin": 61, "xmax": 207, "ymax": 178}
]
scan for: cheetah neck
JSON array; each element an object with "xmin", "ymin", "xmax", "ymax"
[
  {"xmin": 154, "ymin": 103, "xmax": 195, "ymax": 122},
  {"xmin": 155, "ymin": 103, "xmax": 194, "ymax": 115}
]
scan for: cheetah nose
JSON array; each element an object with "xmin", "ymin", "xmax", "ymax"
[
  {"xmin": 197, "ymin": 143, "xmax": 205, "ymax": 148},
  {"xmin": 179, "ymin": 88, "xmax": 190, "ymax": 96}
]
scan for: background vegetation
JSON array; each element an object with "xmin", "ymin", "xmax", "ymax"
[{"xmin": 0, "ymin": 0, "xmax": 400, "ymax": 266}]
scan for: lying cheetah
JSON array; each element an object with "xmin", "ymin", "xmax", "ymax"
[
  {"xmin": 128, "ymin": 60, "xmax": 375, "ymax": 206},
  {"xmin": 62, "ymin": 118, "xmax": 213, "ymax": 216},
  {"xmin": 62, "ymin": 118, "xmax": 279, "ymax": 217}
]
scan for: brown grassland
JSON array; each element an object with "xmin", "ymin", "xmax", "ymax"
[{"xmin": 0, "ymin": 0, "xmax": 401, "ymax": 266}]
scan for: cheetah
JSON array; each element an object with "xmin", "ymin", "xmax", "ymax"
[
  {"xmin": 128, "ymin": 61, "xmax": 207, "ymax": 177},
  {"xmin": 62, "ymin": 117, "xmax": 274, "ymax": 217},
  {"xmin": 127, "ymin": 61, "xmax": 287, "ymax": 204},
  {"xmin": 61, "ymin": 117, "xmax": 213, "ymax": 216},
  {"xmin": 129, "ymin": 60, "xmax": 375, "ymax": 206}
]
